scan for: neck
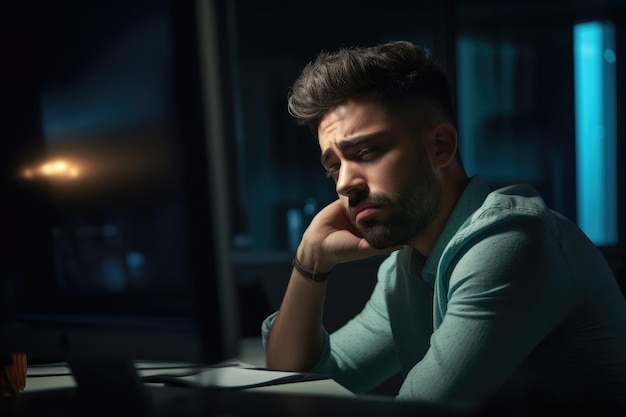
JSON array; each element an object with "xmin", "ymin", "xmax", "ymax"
[{"xmin": 412, "ymin": 168, "xmax": 469, "ymax": 257}]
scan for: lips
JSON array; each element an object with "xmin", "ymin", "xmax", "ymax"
[{"xmin": 351, "ymin": 202, "xmax": 382, "ymax": 224}]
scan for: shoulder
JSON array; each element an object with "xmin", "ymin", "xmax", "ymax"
[
  {"xmin": 479, "ymin": 183, "xmax": 550, "ymax": 220},
  {"xmin": 440, "ymin": 183, "xmax": 570, "ymax": 288},
  {"xmin": 441, "ymin": 182, "xmax": 563, "ymax": 276},
  {"xmin": 455, "ymin": 182, "xmax": 557, "ymax": 241}
]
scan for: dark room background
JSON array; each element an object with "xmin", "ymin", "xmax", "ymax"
[{"xmin": 1, "ymin": 0, "xmax": 623, "ymax": 398}]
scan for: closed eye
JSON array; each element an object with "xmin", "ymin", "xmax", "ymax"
[
  {"xmin": 324, "ymin": 147, "xmax": 381, "ymax": 181},
  {"xmin": 356, "ymin": 147, "xmax": 378, "ymax": 160}
]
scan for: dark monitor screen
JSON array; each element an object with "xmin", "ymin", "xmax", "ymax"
[{"xmin": 0, "ymin": 0, "xmax": 239, "ymax": 411}]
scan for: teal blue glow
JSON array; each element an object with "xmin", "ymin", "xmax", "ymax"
[{"xmin": 573, "ymin": 21, "xmax": 617, "ymax": 245}]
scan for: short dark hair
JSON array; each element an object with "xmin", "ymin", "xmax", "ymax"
[{"xmin": 287, "ymin": 40, "xmax": 456, "ymax": 138}]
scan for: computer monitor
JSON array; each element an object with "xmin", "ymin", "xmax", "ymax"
[{"xmin": 0, "ymin": 0, "xmax": 239, "ymax": 412}]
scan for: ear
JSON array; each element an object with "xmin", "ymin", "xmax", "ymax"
[{"xmin": 428, "ymin": 122, "xmax": 458, "ymax": 168}]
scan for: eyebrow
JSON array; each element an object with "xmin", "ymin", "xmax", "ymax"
[{"xmin": 319, "ymin": 133, "xmax": 382, "ymax": 166}]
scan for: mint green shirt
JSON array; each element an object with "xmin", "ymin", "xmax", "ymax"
[{"xmin": 262, "ymin": 176, "xmax": 626, "ymax": 408}]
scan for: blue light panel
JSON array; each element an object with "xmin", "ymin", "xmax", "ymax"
[{"xmin": 573, "ymin": 21, "xmax": 617, "ymax": 245}]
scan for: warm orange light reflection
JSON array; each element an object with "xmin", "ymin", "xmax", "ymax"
[{"xmin": 21, "ymin": 158, "xmax": 82, "ymax": 180}]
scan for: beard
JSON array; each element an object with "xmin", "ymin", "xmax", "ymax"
[{"xmin": 349, "ymin": 163, "xmax": 442, "ymax": 249}]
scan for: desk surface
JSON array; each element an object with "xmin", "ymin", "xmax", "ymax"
[
  {"xmin": 3, "ymin": 338, "xmax": 468, "ymax": 416},
  {"xmin": 2, "ymin": 337, "xmax": 465, "ymax": 417},
  {"xmin": 20, "ymin": 337, "xmax": 354, "ymax": 398},
  {"xmin": 6, "ymin": 337, "xmax": 401, "ymax": 416}
]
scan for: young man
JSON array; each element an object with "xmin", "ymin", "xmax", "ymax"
[{"xmin": 262, "ymin": 40, "xmax": 626, "ymax": 411}]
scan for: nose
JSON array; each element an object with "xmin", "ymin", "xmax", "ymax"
[{"xmin": 335, "ymin": 161, "xmax": 366, "ymax": 198}]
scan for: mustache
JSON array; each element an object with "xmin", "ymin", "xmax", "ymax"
[{"xmin": 349, "ymin": 192, "xmax": 390, "ymax": 208}]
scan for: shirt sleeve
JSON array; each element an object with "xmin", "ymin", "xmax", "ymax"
[{"xmin": 397, "ymin": 214, "xmax": 574, "ymax": 408}]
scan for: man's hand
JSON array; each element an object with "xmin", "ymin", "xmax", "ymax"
[{"xmin": 296, "ymin": 199, "xmax": 402, "ymax": 274}]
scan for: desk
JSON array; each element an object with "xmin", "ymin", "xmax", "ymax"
[
  {"xmin": 2, "ymin": 338, "xmax": 466, "ymax": 417},
  {"xmin": 5, "ymin": 338, "xmax": 619, "ymax": 416},
  {"xmin": 20, "ymin": 338, "xmax": 354, "ymax": 399},
  {"xmin": 2, "ymin": 338, "xmax": 411, "ymax": 417}
]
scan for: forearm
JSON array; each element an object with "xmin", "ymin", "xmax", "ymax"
[
  {"xmin": 265, "ymin": 199, "xmax": 391, "ymax": 371},
  {"xmin": 265, "ymin": 264, "xmax": 327, "ymax": 371}
]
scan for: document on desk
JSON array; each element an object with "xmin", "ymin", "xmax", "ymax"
[{"xmin": 141, "ymin": 360, "xmax": 330, "ymax": 390}]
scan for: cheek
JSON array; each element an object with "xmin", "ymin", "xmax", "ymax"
[
  {"xmin": 394, "ymin": 145, "xmax": 421, "ymax": 172},
  {"xmin": 373, "ymin": 153, "xmax": 416, "ymax": 195}
]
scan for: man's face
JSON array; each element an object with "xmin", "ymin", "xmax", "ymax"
[{"xmin": 318, "ymin": 98, "xmax": 442, "ymax": 249}]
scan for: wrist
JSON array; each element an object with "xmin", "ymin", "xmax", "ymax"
[
  {"xmin": 292, "ymin": 257, "xmax": 332, "ymax": 282},
  {"xmin": 295, "ymin": 244, "xmax": 335, "ymax": 275}
]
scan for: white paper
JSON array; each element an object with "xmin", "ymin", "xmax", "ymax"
[{"xmin": 183, "ymin": 367, "xmax": 303, "ymax": 388}]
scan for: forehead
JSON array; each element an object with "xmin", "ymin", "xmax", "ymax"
[{"xmin": 317, "ymin": 98, "xmax": 396, "ymax": 151}]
